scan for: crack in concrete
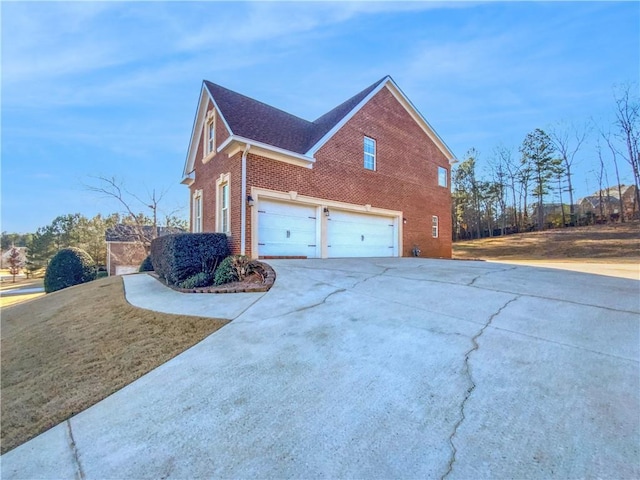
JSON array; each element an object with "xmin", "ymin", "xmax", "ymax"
[
  {"xmin": 292, "ymin": 288, "xmax": 347, "ymax": 314},
  {"xmin": 350, "ymin": 266, "xmax": 392, "ymax": 288},
  {"xmin": 441, "ymin": 296, "xmax": 519, "ymax": 480},
  {"xmin": 468, "ymin": 265, "xmax": 519, "ymax": 286},
  {"xmin": 66, "ymin": 420, "xmax": 85, "ymax": 480}
]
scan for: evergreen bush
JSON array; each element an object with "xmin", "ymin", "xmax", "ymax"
[
  {"xmin": 150, "ymin": 233, "xmax": 229, "ymax": 285},
  {"xmin": 139, "ymin": 255, "xmax": 154, "ymax": 272},
  {"xmin": 214, "ymin": 255, "xmax": 255, "ymax": 285},
  {"xmin": 44, "ymin": 247, "xmax": 96, "ymax": 293},
  {"xmin": 177, "ymin": 272, "xmax": 214, "ymax": 289}
]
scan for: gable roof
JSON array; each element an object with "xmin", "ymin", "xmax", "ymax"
[
  {"xmin": 105, "ymin": 225, "xmax": 184, "ymax": 243},
  {"xmin": 184, "ymin": 76, "xmax": 456, "ymax": 177}
]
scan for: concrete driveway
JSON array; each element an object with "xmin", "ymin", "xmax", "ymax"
[{"xmin": 2, "ymin": 259, "xmax": 638, "ymax": 479}]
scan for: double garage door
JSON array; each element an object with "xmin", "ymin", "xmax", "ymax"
[{"xmin": 258, "ymin": 199, "xmax": 396, "ymax": 258}]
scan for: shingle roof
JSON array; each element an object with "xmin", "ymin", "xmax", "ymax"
[
  {"xmin": 203, "ymin": 77, "xmax": 388, "ymax": 154},
  {"xmin": 105, "ymin": 225, "xmax": 184, "ymax": 242}
]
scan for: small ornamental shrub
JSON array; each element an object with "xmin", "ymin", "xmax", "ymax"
[
  {"xmin": 150, "ymin": 233, "xmax": 229, "ymax": 285},
  {"xmin": 177, "ymin": 272, "xmax": 214, "ymax": 289},
  {"xmin": 214, "ymin": 255, "xmax": 255, "ymax": 285},
  {"xmin": 44, "ymin": 247, "xmax": 96, "ymax": 293},
  {"xmin": 139, "ymin": 255, "xmax": 154, "ymax": 272}
]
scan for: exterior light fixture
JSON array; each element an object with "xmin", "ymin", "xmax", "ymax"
[
  {"xmin": 323, "ymin": 207, "xmax": 330, "ymax": 217},
  {"xmin": 403, "ymin": 217, "xmax": 407, "ymax": 224},
  {"xmin": 247, "ymin": 195, "xmax": 254, "ymax": 207}
]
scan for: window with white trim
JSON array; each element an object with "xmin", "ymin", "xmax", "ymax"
[
  {"xmin": 193, "ymin": 190, "xmax": 203, "ymax": 233},
  {"xmin": 205, "ymin": 111, "xmax": 215, "ymax": 157},
  {"xmin": 438, "ymin": 166, "xmax": 448, "ymax": 187},
  {"xmin": 364, "ymin": 136, "xmax": 376, "ymax": 170},
  {"xmin": 432, "ymin": 215, "xmax": 439, "ymax": 238},
  {"xmin": 216, "ymin": 173, "xmax": 231, "ymax": 234}
]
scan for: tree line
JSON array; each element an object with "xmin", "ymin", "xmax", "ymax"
[
  {"xmin": 452, "ymin": 83, "xmax": 639, "ymax": 240},
  {"xmin": 2, "ymin": 212, "xmax": 187, "ymax": 277}
]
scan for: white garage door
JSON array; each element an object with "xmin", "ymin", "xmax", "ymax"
[
  {"xmin": 115, "ymin": 265, "xmax": 139, "ymax": 275},
  {"xmin": 327, "ymin": 210, "xmax": 395, "ymax": 258},
  {"xmin": 258, "ymin": 200, "xmax": 318, "ymax": 258}
]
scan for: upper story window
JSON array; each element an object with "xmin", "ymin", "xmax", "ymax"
[
  {"xmin": 438, "ymin": 166, "xmax": 448, "ymax": 187},
  {"xmin": 432, "ymin": 215, "xmax": 439, "ymax": 238},
  {"xmin": 364, "ymin": 136, "xmax": 376, "ymax": 171},
  {"xmin": 205, "ymin": 110, "xmax": 215, "ymax": 157}
]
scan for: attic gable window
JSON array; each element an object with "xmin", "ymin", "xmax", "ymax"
[
  {"xmin": 364, "ymin": 136, "xmax": 376, "ymax": 171},
  {"xmin": 204, "ymin": 110, "xmax": 215, "ymax": 159}
]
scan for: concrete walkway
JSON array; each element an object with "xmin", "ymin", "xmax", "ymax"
[{"xmin": 2, "ymin": 259, "xmax": 638, "ymax": 479}]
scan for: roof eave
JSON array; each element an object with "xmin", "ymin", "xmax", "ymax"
[{"xmin": 221, "ymin": 136, "xmax": 315, "ymax": 169}]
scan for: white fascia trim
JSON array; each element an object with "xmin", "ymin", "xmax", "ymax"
[
  {"xmin": 305, "ymin": 76, "xmax": 391, "ymax": 158},
  {"xmin": 384, "ymin": 79, "xmax": 458, "ymax": 165},
  {"xmin": 183, "ymin": 83, "xmax": 235, "ymax": 177},
  {"xmin": 222, "ymin": 136, "xmax": 315, "ymax": 169}
]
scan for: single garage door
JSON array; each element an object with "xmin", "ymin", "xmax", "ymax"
[
  {"xmin": 258, "ymin": 199, "xmax": 318, "ymax": 258},
  {"xmin": 327, "ymin": 210, "xmax": 395, "ymax": 258}
]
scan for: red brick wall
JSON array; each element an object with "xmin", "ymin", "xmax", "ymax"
[
  {"xmin": 108, "ymin": 242, "xmax": 148, "ymax": 276},
  {"xmin": 191, "ymin": 87, "xmax": 452, "ymax": 258},
  {"xmin": 189, "ymin": 100, "xmax": 243, "ymax": 253},
  {"xmin": 245, "ymin": 87, "xmax": 452, "ymax": 257}
]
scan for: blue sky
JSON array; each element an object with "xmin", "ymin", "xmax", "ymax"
[{"xmin": 2, "ymin": 1, "xmax": 639, "ymax": 233}]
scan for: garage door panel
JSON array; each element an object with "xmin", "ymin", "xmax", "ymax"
[
  {"xmin": 258, "ymin": 200, "xmax": 318, "ymax": 258},
  {"xmin": 328, "ymin": 211, "xmax": 395, "ymax": 258}
]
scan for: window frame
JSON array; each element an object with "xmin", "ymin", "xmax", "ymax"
[
  {"xmin": 364, "ymin": 136, "xmax": 376, "ymax": 171},
  {"xmin": 438, "ymin": 166, "xmax": 448, "ymax": 188},
  {"xmin": 216, "ymin": 173, "xmax": 231, "ymax": 234},
  {"xmin": 204, "ymin": 110, "xmax": 216, "ymax": 160},
  {"xmin": 432, "ymin": 215, "xmax": 439, "ymax": 238},
  {"xmin": 192, "ymin": 189, "xmax": 203, "ymax": 233}
]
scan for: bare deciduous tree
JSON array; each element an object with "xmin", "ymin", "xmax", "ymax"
[{"xmin": 548, "ymin": 121, "xmax": 589, "ymax": 220}]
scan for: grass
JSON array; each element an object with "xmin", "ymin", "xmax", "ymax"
[
  {"xmin": 453, "ymin": 221, "xmax": 640, "ymax": 261},
  {"xmin": 0, "ymin": 278, "xmax": 45, "ymax": 308},
  {"xmin": 1, "ymin": 275, "xmax": 228, "ymax": 454}
]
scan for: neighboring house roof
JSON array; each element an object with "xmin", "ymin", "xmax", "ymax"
[
  {"xmin": 579, "ymin": 195, "xmax": 621, "ymax": 210},
  {"xmin": 105, "ymin": 225, "xmax": 183, "ymax": 243},
  {"xmin": 184, "ymin": 76, "xmax": 456, "ymax": 178}
]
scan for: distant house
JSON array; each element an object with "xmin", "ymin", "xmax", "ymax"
[
  {"xmin": 105, "ymin": 225, "xmax": 182, "ymax": 276},
  {"xmin": 181, "ymin": 76, "xmax": 457, "ymax": 259},
  {"xmin": 578, "ymin": 195, "xmax": 621, "ymax": 222},
  {"xmin": 585, "ymin": 184, "xmax": 638, "ymax": 220},
  {"xmin": 0, "ymin": 247, "xmax": 26, "ymax": 270}
]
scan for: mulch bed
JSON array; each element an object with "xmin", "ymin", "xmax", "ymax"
[{"xmin": 151, "ymin": 261, "xmax": 276, "ymax": 294}]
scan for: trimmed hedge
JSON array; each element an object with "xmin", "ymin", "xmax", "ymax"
[
  {"xmin": 44, "ymin": 247, "xmax": 96, "ymax": 293},
  {"xmin": 150, "ymin": 233, "xmax": 229, "ymax": 285}
]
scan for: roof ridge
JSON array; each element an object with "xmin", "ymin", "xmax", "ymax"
[
  {"xmin": 312, "ymin": 76, "xmax": 388, "ymax": 125},
  {"xmin": 203, "ymin": 80, "xmax": 313, "ymax": 125}
]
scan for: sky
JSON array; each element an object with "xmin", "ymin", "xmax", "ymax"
[{"xmin": 2, "ymin": 1, "xmax": 639, "ymax": 234}]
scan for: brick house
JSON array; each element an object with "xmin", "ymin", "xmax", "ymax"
[
  {"xmin": 105, "ymin": 225, "xmax": 182, "ymax": 275},
  {"xmin": 181, "ymin": 76, "xmax": 456, "ymax": 259}
]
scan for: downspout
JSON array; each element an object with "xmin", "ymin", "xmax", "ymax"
[{"xmin": 240, "ymin": 143, "xmax": 251, "ymax": 255}]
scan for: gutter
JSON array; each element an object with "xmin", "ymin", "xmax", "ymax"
[{"xmin": 240, "ymin": 143, "xmax": 251, "ymax": 255}]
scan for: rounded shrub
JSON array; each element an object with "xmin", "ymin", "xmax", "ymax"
[
  {"xmin": 214, "ymin": 255, "xmax": 254, "ymax": 285},
  {"xmin": 177, "ymin": 271, "xmax": 214, "ymax": 289},
  {"xmin": 44, "ymin": 247, "xmax": 96, "ymax": 293},
  {"xmin": 139, "ymin": 255, "xmax": 154, "ymax": 272}
]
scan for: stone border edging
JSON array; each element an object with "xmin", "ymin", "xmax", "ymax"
[{"xmin": 149, "ymin": 261, "xmax": 276, "ymax": 294}]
